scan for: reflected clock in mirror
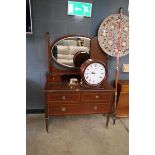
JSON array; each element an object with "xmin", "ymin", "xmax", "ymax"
[{"xmin": 51, "ymin": 36, "xmax": 90, "ymax": 68}]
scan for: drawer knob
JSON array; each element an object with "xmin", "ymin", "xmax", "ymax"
[
  {"xmin": 62, "ymin": 96, "xmax": 66, "ymax": 100},
  {"xmin": 52, "ymin": 77, "xmax": 55, "ymax": 80},
  {"xmin": 93, "ymin": 106, "xmax": 98, "ymax": 111},
  {"xmin": 95, "ymin": 95, "xmax": 99, "ymax": 99},
  {"xmin": 61, "ymin": 107, "xmax": 66, "ymax": 112}
]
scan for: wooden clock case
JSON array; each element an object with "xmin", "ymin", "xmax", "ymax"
[
  {"xmin": 80, "ymin": 59, "xmax": 108, "ymax": 88},
  {"xmin": 44, "ymin": 32, "xmax": 115, "ymax": 132}
]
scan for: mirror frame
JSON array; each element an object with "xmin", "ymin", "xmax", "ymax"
[{"xmin": 50, "ymin": 35, "xmax": 91, "ymax": 69}]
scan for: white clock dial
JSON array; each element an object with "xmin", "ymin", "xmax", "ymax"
[{"xmin": 84, "ymin": 62, "xmax": 106, "ymax": 85}]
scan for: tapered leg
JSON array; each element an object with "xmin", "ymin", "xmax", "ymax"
[
  {"xmin": 113, "ymin": 115, "xmax": 116, "ymax": 125},
  {"xmin": 45, "ymin": 117, "xmax": 49, "ymax": 132},
  {"xmin": 44, "ymin": 93, "xmax": 49, "ymax": 132},
  {"xmin": 106, "ymin": 113, "xmax": 110, "ymax": 128}
]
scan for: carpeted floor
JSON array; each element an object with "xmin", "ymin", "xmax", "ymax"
[{"xmin": 26, "ymin": 114, "xmax": 128, "ymax": 155}]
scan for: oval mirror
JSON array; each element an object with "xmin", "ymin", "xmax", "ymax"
[{"xmin": 51, "ymin": 36, "xmax": 91, "ymax": 68}]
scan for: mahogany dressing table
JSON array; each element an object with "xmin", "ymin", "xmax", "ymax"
[{"xmin": 44, "ymin": 33, "xmax": 115, "ymax": 132}]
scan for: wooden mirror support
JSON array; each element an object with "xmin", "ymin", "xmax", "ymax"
[{"xmin": 90, "ymin": 37, "xmax": 108, "ymax": 66}]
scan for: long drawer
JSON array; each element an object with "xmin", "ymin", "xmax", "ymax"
[
  {"xmin": 47, "ymin": 92, "xmax": 80, "ymax": 103},
  {"xmin": 82, "ymin": 92, "xmax": 112, "ymax": 103},
  {"xmin": 48, "ymin": 104, "xmax": 109, "ymax": 115}
]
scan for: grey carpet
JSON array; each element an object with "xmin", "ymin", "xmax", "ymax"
[{"xmin": 27, "ymin": 114, "xmax": 128, "ymax": 155}]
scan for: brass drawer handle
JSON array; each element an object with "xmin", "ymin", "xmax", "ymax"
[
  {"xmin": 95, "ymin": 95, "xmax": 99, "ymax": 99},
  {"xmin": 93, "ymin": 106, "xmax": 98, "ymax": 111},
  {"xmin": 61, "ymin": 107, "xmax": 66, "ymax": 112},
  {"xmin": 62, "ymin": 96, "xmax": 66, "ymax": 100}
]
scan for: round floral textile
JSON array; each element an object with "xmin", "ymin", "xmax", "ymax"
[{"xmin": 98, "ymin": 14, "xmax": 129, "ymax": 57}]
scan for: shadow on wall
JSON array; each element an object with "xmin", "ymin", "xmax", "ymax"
[{"xmin": 26, "ymin": 79, "xmax": 45, "ymax": 110}]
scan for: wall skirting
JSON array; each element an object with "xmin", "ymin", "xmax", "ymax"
[{"xmin": 26, "ymin": 109, "xmax": 45, "ymax": 114}]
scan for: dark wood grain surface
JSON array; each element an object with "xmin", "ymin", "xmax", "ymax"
[{"xmin": 116, "ymin": 80, "xmax": 129, "ymax": 117}]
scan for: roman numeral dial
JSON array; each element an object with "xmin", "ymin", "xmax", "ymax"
[{"xmin": 81, "ymin": 59, "xmax": 107, "ymax": 87}]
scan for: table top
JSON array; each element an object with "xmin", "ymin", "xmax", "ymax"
[{"xmin": 45, "ymin": 82, "xmax": 115, "ymax": 92}]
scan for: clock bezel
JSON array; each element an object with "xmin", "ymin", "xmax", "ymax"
[{"xmin": 80, "ymin": 59, "xmax": 108, "ymax": 87}]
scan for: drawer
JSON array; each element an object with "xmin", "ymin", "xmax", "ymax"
[
  {"xmin": 116, "ymin": 107, "xmax": 129, "ymax": 117},
  {"xmin": 82, "ymin": 92, "xmax": 112, "ymax": 103},
  {"xmin": 48, "ymin": 104, "xmax": 110, "ymax": 115},
  {"xmin": 48, "ymin": 105, "xmax": 81, "ymax": 115},
  {"xmin": 116, "ymin": 94, "xmax": 129, "ymax": 117},
  {"xmin": 51, "ymin": 76, "xmax": 60, "ymax": 82},
  {"xmin": 121, "ymin": 85, "xmax": 129, "ymax": 93},
  {"xmin": 47, "ymin": 93, "xmax": 80, "ymax": 103},
  {"xmin": 86, "ymin": 104, "xmax": 109, "ymax": 113},
  {"xmin": 47, "ymin": 76, "xmax": 61, "ymax": 82},
  {"xmin": 83, "ymin": 104, "xmax": 109, "ymax": 114}
]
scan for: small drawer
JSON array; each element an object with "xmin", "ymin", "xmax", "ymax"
[
  {"xmin": 121, "ymin": 85, "xmax": 129, "ymax": 93},
  {"xmin": 82, "ymin": 92, "xmax": 112, "ymax": 103},
  {"xmin": 47, "ymin": 75, "xmax": 61, "ymax": 82},
  {"xmin": 51, "ymin": 76, "xmax": 58, "ymax": 81},
  {"xmin": 47, "ymin": 93, "xmax": 80, "ymax": 103},
  {"xmin": 48, "ymin": 105, "xmax": 81, "ymax": 115}
]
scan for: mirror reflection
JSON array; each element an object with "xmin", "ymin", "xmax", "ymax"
[{"xmin": 51, "ymin": 36, "xmax": 90, "ymax": 68}]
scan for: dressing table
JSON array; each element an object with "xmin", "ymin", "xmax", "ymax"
[{"xmin": 44, "ymin": 32, "xmax": 115, "ymax": 132}]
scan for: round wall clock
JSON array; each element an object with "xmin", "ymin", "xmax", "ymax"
[
  {"xmin": 98, "ymin": 14, "xmax": 129, "ymax": 57},
  {"xmin": 80, "ymin": 59, "xmax": 108, "ymax": 87}
]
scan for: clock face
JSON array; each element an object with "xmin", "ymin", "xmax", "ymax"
[{"xmin": 83, "ymin": 62, "xmax": 106, "ymax": 86}]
